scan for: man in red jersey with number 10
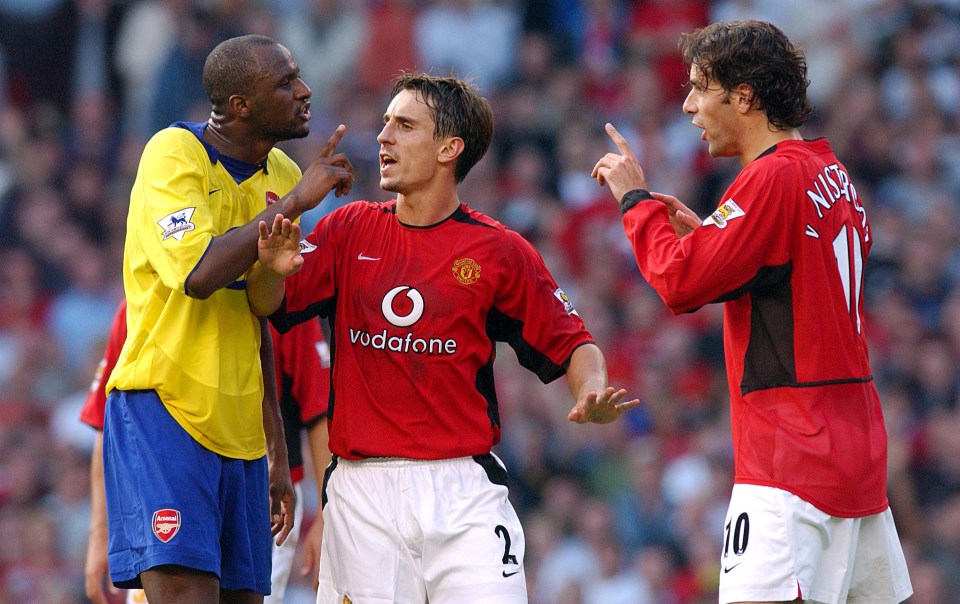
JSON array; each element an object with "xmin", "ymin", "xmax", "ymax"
[{"xmin": 593, "ymin": 19, "xmax": 912, "ymax": 604}]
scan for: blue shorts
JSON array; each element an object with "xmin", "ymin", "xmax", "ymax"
[{"xmin": 102, "ymin": 390, "xmax": 271, "ymax": 594}]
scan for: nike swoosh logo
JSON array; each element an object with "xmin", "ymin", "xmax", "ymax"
[
  {"xmin": 357, "ymin": 253, "xmax": 380, "ymax": 261},
  {"xmin": 208, "ymin": 188, "xmax": 221, "ymax": 195},
  {"xmin": 723, "ymin": 563, "xmax": 742, "ymax": 573},
  {"xmin": 502, "ymin": 570, "xmax": 519, "ymax": 578}
]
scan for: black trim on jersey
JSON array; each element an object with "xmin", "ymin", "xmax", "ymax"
[
  {"xmin": 713, "ymin": 262, "xmax": 793, "ymax": 305},
  {"xmin": 269, "ymin": 296, "xmax": 336, "ymax": 333},
  {"xmin": 476, "ymin": 352, "xmax": 500, "ymax": 431},
  {"xmin": 755, "ymin": 143, "xmax": 778, "ymax": 160},
  {"xmin": 321, "ymin": 455, "xmax": 339, "ymax": 509},
  {"xmin": 794, "ymin": 375, "xmax": 874, "ymax": 388},
  {"xmin": 486, "ymin": 308, "xmax": 567, "ymax": 384},
  {"xmin": 325, "ymin": 307, "xmax": 337, "ymax": 423},
  {"xmin": 473, "ymin": 453, "xmax": 509, "ymax": 487},
  {"xmin": 723, "ymin": 260, "xmax": 875, "ymax": 394},
  {"xmin": 279, "ymin": 374, "xmax": 305, "ymax": 473},
  {"xmin": 450, "ymin": 206, "xmax": 498, "ymax": 229},
  {"xmin": 620, "ymin": 189, "xmax": 656, "ymax": 215},
  {"xmin": 741, "ymin": 269, "xmax": 796, "ymax": 394}
]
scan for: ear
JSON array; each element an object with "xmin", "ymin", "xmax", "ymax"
[
  {"xmin": 228, "ymin": 94, "xmax": 252, "ymax": 119},
  {"xmin": 734, "ymin": 83, "xmax": 755, "ymax": 115},
  {"xmin": 438, "ymin": 136, "xmax": 465, "ymax": 166}
]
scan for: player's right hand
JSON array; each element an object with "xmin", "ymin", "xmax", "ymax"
[
  {"xmin": 592, "ymin": 123, "xmax": 650, "ymax": 203},
  {"xmin": 290, "ymin": 124, "xmax": 354, "ymax": 211}
]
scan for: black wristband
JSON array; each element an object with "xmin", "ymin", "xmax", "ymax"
[{"xmin": 619, "ymin": 188, "xmax": 655, "ymax": 215}]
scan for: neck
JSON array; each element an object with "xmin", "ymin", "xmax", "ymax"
[
  {"xmin": 395, "ymin": 191, "xmax": 461, "ymax": 226},
  {"xmin": 203, "ymin": 118, "xmax": 272, "ymax": 166},
  {"xmin": 740, "ymin": 125, "xmax": 802, "ymax": 166}
]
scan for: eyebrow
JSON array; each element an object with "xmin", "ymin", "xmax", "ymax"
[{"xmin": 384, "ymin": 113, "xmax": 417, "ymax": 126}]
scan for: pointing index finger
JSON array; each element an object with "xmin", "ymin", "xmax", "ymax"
[
  {"xmin": 605, "ymin": 122, "xmax": 638, "ymax": 161},
  {"xmin": 319, "ymin": 124, "xmax": 346, "ymax": 157}
]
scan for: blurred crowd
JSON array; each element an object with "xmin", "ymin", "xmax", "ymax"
[{"xmin": 0, "ymin": 0, "xmax": 959, "ymax": 602}]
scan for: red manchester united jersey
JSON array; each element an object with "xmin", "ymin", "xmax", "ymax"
[
  {"xmin": 80, "ymin": 300, "xmax": 127, "ymax": 430},
  {"xmin": 622, "ymin": 139, "xmax": 888, "ymax": 517},
  {"xmin": 273, "ymin": 200, "xmax": 593, "ymax": 461}
]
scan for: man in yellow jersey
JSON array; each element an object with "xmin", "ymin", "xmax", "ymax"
[{"xmin": 102, "ymin": 34, "xmax": 353, "ymax": 604}]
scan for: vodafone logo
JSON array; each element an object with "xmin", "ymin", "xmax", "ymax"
[
  {"xmin": 152, "ymin": 509, "xmax": 181, "ymax": 543},
  {"xmin": 348, "ymin": 285, "xmax": 458, "ymax": 355},
  {"xmin": 381, "ymin": 286, "xmax": 424, "ymax": 327}
]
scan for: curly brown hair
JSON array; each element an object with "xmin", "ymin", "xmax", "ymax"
[
  {"xmin": 680, "ymin": 20, "xmax": 813, "ymax": 130},
  {"xmin": 391, "ymin": 72, "xmax": 494, "ymax": 183}
]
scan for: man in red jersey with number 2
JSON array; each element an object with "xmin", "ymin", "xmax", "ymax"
[
  {"xmin": 593, "ymin": 20, "xmax": 912, "ymax": 604},
  {"xmin": 246, "ymin": 72, "xmax": 640, "ymax": 603}
]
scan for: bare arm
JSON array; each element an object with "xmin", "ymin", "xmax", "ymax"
[
  {"xmin": 300, "ymin": 417, "xmax": 331, "ymax": 591},
  {"xmin": 564, "ymin": 343, "xmax": 640, "ymax": 424},
  {"xmin": 84, "ymin": 432, "xmax": 114, "ymax": 604},
  {"xmin": 260, "ymin": 319, "xmax": 295, "ymax": 545},
  {"xmin": 187, "ymin": 126, "xmax": 353, "ymax": 299}
]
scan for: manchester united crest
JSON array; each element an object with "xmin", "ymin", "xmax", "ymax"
[{"xmin": 452, "ymin": 258, "xmax": 481, "ymax": 285}]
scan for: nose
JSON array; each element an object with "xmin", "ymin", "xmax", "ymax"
[
  {"xmin": 682, "ymin": 88, "xmax": 696, "ymax": 114},
  {"xmin": 296, "ymin": 78, "xmax": 312, "ymax": 100},
  {"xmin": 376, "ymin": 122, "xmax": 392, "ymax": 145}
]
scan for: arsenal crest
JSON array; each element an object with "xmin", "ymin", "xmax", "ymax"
[{"xmin": 152, "ymin": 508, "xmax": 181, "ymax": 543}]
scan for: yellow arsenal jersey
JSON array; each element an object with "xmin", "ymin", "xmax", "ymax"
[{"xmin": 107, "ymin": 123, "xmax": 302, "ymax": 459}]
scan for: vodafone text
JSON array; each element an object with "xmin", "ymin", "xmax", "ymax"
[{"xmin": 348, "ymin": 328, "xmax": 458, "ymax": 355}]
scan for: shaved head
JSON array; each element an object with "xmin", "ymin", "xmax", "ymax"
[{"xmin": 203, "ymin": 35, "xmax": 279, "ymax": 107}]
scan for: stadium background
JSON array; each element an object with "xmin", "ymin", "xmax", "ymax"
[{"xmin": 0, "ymin": 0, "xmax": 958, "ymax": 602}]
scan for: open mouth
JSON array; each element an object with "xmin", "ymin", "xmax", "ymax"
[
  {"xmin": 380, "ymin": 154, "xmax": 396, "ymax": 169},
  {"xmin": 299, "ymin": 103, "xmax": 311, "ymax": 121}
]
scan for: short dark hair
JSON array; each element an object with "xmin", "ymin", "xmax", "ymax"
[
  {"xmin": 390, "ymin": 72, "xmax": 494, "ymax": 183},
  {"xmin": 680, "ymin": 20, "xmax": 813, "ymax": 130},
  {"xmin": 203, "ymin": 34, "xmax": 278, "ymax": 107}
]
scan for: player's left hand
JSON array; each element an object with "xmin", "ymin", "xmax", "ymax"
[
  {"xmin": 567, "ymin": 387, "xmax": 640, "ymax": 424},
  {"xmin": 268, "ymin": 461, "xmax": 296, "ymax": 545},
  {"xmin": 258, "ymin": 214, "xmax": 303, "ymax": 277}
]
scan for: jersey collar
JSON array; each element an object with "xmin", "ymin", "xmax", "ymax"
[{"xmin": 171, "ymin": 121, "xmax": 269, "ymax": 183}]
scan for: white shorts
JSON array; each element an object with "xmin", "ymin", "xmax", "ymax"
[
  {"xmin": 266, "ymin": 482, "xmax": 305, "ymax": 604},
  {"xmin": 719, "ymin": 484, "xmax": 913, "ymax": 604},
  {"xmin": 317, "ymin": 454, "xmax": 527, "ymax": 604}
]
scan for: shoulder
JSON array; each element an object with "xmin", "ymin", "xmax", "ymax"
[
  {"xmin": 315, "ymin": 199, "xmax": 396, "ymax": 234},
  {"xmin": 335, "ymin": 199, "xmax": 397, "ymax": 219},
  {"xmin": 453, "ymin": 204, "xmax": 512, "ymax": 238},
  {"xmin": 141, "ymin": 127, "xmax": 207, "ymax": 164},
  {"xmin": 267, "ymin": 147, "xmax": 303, "ymax": 179},
  {"xmin": 458, "ymin": 204, "xmax": 539, "ymax": 260}
]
